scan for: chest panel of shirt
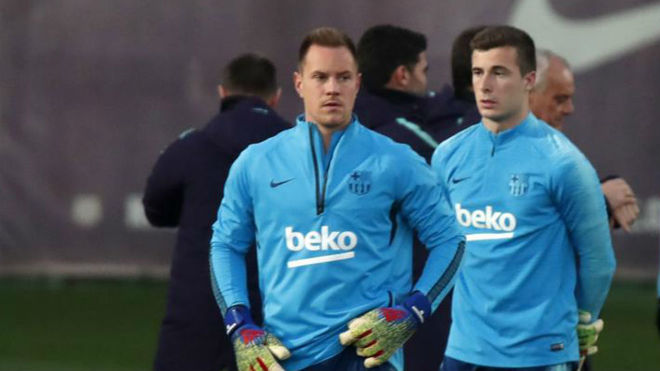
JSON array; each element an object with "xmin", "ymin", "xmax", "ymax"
[
  {"xmin": 250, "ymin": 146, "xmax": 398, "ymax": 235},
  {"xmin": 446, "ymin": 136, "xmax": 559, "ymax": 237}
]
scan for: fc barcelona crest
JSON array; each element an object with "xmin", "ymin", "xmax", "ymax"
[
  {"xmin": 348, "ymin": 171, "xmax": 371, "ymax": 195},
  {"xmin": 509, "ymin": 174, "xmax": 529, "ymax": 197}
]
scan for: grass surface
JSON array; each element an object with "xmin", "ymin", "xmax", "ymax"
[
  {"xmin": 0, "ymin": 279, "xmax": 658, "ymax": 371},
  {"xmin": 0, "ymin": 279, "xmax": 166, "ymax": 371},
  {"xmin": 591, "ymin": 281, "xmax": 660, "ymax": 371}
]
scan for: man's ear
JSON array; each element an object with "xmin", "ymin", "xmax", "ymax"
[
  {"xmin": 387, "ymin": 65, "xmax": 410, "ymax": 90},
  {"xmin": 218, "ymin": 85, "xmax": 228, "ymax": 99},
  {"xmin": 523, "ymin": 70, "xmax": 536, "ymax": 92},
  {"xmin": 267, "ymin": 88, "xmax": 282, "ymax": 108},
  {"xmin": 293, "ymin": 71, "xmax": 303, "ymax": 98}
]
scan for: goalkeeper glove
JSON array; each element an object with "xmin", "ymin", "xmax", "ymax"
[
  {"xmin": 224, "ymin": 305, "xmax": 290, "ymax": 371},
  {"xmin": 339, "ymin": 291, "xmax": 431, "ymax": 368},
  {"xmin": 577, "ymin": 310, "xmax": 604, "ymax": 357}
]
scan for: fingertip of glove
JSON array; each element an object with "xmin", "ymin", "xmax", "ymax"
[
  {"xmin": 268, "ymin": 345, "xmax": 291, "ymax": 360},
  {"xmin": 339, "ymin": 330, "xmax": 354, "ymax": 345},
  {"xmin": 578, "ymin": 311, "xmax": 592, "ymax": 324},
  {"xmin": 594, "ymin": 319, "xmax": 604, "ymax": 331},
  {"xmin": 364, "ymin": 357, "xmax": 382, "ymax": 368}
]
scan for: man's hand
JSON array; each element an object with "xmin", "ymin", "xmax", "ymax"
[
  {"xmin": 225, "ymin": 305, "xmax": 290, "ymax": 371},
  {"xmin": 339, "ymin": 292, "xmax": 430, "ymax": 368},
  {"xmin": 611, "ymin": 202, "xmax": 640, "ymax": 232},
  {"xmin": 601, "ymin": 177, "xmax": 639, "ymax": 232},
  {"xmin": 577, "ymin": 310, "xmax": 604, "ymax": 357},
  {"xmin": 601, "ymin": 178, "xmax": 636, "ymax": 210}
]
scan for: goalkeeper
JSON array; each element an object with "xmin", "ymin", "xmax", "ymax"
[
  {"xmin": 432, "ymin": 26, "xmax": 616, "ymax": 370},
  {"xmin": 210, "ymin": 27, "xmax": 464, "ymax": 371}
]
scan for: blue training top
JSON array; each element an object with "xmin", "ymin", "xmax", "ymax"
[
  {"xmin": 211, "ymin": 115, "xmax": 465, "ymax": 370},
  {"xmin": 431, "ymin": 113, "xmax": 616, "ymax": 367}
]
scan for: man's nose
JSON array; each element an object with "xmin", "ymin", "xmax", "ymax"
[
  {"xmin": 325, "ymin": 77, "xmax": 340, "ymax": 94},
  {"xmin": 563, "ymin": 99, "xmax": 575, "ymax": 116}
]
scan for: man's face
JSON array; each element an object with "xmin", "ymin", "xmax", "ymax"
[
  {"xmin": 529, "ymin": 58, "xmax": 575, "ymax": 130},
  {"xmin": 472, "ymin": 46, "xmax": 535, "ymax": 125},
  {"xmin": 406, "ymin": 51, "xmax": 429, "ymax": 96},
  {"xmin": 294, "ymin": 45, "xmax": 361, "ymax": 129}
]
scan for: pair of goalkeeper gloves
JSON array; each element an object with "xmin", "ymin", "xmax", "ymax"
[{"xmin": 224, "ymin": 291, "xmax": 431, "ymax": 371}]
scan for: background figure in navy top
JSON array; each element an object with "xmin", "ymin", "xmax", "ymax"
[
  {"xmin": 355, "ymin": 25, "xmax": 480, "ymax": 164},
  {"xmin": 354, "ymin": 25, "xmax": 481, "ymax": 370},
  {"xmin": 142, "ymin": 54, "xmax": 290, "ymax": 371}
]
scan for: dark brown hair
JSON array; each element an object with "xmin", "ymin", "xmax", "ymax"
[
  {"xmin": 470, "ymin": 25, "xmax": 536, "ymax": 76},
  {"xmin": 298, "ymin": 27, "xmax": 357, "ymax": 68}
]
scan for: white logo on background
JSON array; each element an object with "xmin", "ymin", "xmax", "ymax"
[{"xmin": 510, "ymin": 0, "xmax": 660, "ymax": 72}]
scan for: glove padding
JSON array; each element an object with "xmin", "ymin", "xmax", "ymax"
[
  {"xmin": 232, "ymin": 324, "xmax": 290, "ymax": 371},
  {"xmin": 225, "ymin": 305, "xmax": 290, "ymax": 371},
  {"xmin": 577, "ymin": 310, "xmax": 604, "ymax": 357},
  {"xmin": 339, "ymin": 292, "xmax": 430, "ymax": 368}
]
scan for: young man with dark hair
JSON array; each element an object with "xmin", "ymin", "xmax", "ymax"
[
  {"xmin": 357, "ymin": 25, "xmax": 428, "ymax": 95},
  {"xmin": 143, "ymin": 53, "xmax": 290, "ymax": 371},
  {"xmin": 210, "ymin": 27, "xmax": 464, "ymax": 371},
  {"xmin": 432, "ymin": 25, "xmax": 616, "ymax": 371},
  {"xmin": 355, "ymin": 25, "xmax": 480, "ymax": 163}
]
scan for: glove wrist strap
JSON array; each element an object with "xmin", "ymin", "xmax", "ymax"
[
  {"xmin": 403, "ymin": 291, "xmax": 431, "ymax": 325},
  {"xmin": 224, "ymin": 305, "xmax": 254, "ymax": 336}
]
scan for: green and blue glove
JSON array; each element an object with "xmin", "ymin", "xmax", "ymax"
[
  {"xmin": 224, "ymin": 305, "xmax": 290, "ymax": 371},
  {"xmin": 339, "ymin": 291, "xmax": 431, "ymax": 368},
  {"xmin": 577, "ymin": 310, "xmax": 604, "ymax": 357}
]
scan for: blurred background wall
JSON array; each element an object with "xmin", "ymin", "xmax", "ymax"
[{"xmin": 1, "ymin": 0, "xmax": 659, "ymax": 279}]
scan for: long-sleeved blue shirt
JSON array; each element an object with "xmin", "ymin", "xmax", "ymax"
[
  {"xmin": 210, "ymin": 115, "xmax": 464, "ymax": 370},
  {"xmin": 431, "ymin": 113, "xmax": 616, "ymax": 367}
]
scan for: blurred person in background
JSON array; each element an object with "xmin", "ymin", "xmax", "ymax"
[
  {"xmin": 354, "ymin": 24, "xmax": 480, "ymax": 163},
  {"xmin": 210, "ymin": 27, "xmax": 464, "ymax": 371},
  {"xmin": 354, "ymin": 24, "xmax": 481, "ymax": 370},
  {"xmin": 142, "ymin": 53, "xmax": 290, "ymax": 371},
  {"xmin": 530, "ymin": 49, "xmax": 640, "ymax": 232}
]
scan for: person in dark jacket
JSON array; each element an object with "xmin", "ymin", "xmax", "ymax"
[
  {"xmin": 354, "ymin": 25, "xmax": 482, "ymax": 370},
  {"xmin": 355, "ymin": 25, "xmax": 481, "ymax": 164},
  {"xmin": 142, "ymin": 53, "xmax": 290, "ymax": 371}
]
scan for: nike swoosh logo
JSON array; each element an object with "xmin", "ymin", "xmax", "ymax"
[
  {"xmin": 225, "ymin": 323, "xmax": 237, "ymax": 335},
  {"xmin": 452, "ymin": 177, "xmax": 470, "ymax": 184},
  {"xmin": 509, "ymin": 0, "xmax": 660, "ymax": 72},
  {"xmin": 270, "ymin": 178, "xmax": 294, "ymax": 188}
]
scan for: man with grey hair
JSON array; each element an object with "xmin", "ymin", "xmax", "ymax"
[
  {"xmin": 530, "ymin": 50, "xmax": 575, "ymax": 131},
  {"xmin": 530, "ymin": 49, "xmax": 639, "ymax": 233}
]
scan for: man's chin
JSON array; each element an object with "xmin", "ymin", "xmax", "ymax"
[{"xmin": 317, "ymin": 115, "xmax": 351, "ymax": 129}]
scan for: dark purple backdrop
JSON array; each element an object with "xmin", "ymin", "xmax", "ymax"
[{"xmin": 1, "ymin": 0, "xmax": 658, "ymax": 278}]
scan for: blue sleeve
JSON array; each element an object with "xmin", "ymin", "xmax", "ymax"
[
  {"xmin": 210, "ymin": 149, "xmax": 256, "ymax": 315},
  {"xmin": 398, "ymin": 149, "xmax": 465, "ymax": 312},
  {"xmin": 551, "ymin": 153, "xmax": 616, "ymax": 320}
]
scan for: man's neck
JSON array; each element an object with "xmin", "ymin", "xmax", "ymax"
[
  {"xmin": 483, "ymin": 107, "xmax": 530, "ymax": 134},
  {"xmin": 312, "ymin": 120, "xmax": 350, "ymax": 151}
]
